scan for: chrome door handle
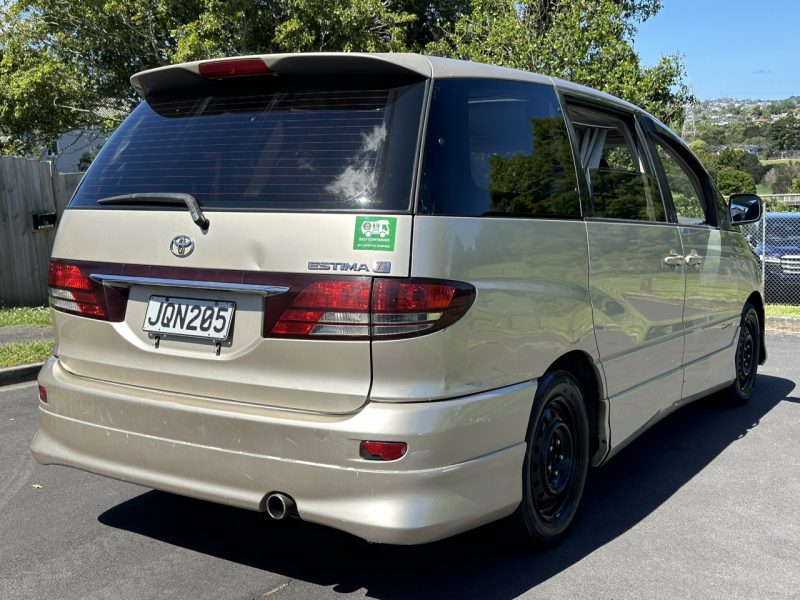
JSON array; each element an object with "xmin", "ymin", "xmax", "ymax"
[
  {"xmin": 685, "ymin": 254, "xmax": 704, "ymax": 266},
  {"xmin": 663, "ymin": 255, "xmax": 684, "ymax": 267}
]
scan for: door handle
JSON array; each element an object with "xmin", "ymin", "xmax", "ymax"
[
  {"xmin": 685, "ymin": 254, "xmax": 704, "ymax": 266},
  {"xmin": 663, "ymin": 255, "xmax": 684, "ymax": 267}
]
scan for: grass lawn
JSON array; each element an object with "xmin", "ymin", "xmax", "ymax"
[
  {"xmin": 0, "ymin": 306, "xmax": 51, "ymax": 327},
  {"xmin": 765, "ymin": 304, "xmax": 800, "ymax": 317},
  {"xmin": 0, "ymin": 307, "xmax": 53, "ymax": 368},
  {"xmin": 762, "ymin": 158, "xmax": 799, "ymax": 166},
  {"xmin": 0, "ymin": 341, "xmax": 53, "ymax": 368}
]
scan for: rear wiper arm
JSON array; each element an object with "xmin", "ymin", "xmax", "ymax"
[{"xmin": 96, "ymin": 193, "xmax": 210, "ymax": 230}]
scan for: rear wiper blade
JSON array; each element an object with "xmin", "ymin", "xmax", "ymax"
[{"xmin": 96, "ymin": 193, "xmax": 209, "ymax": 230}]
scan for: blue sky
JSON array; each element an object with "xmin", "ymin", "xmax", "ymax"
[{"xmin": 634, "ymin": 0, "xmax": 799, "ymax": 100}]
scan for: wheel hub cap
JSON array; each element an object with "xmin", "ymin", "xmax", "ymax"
[{"xmin": 542, "ymin": 421, "xmax": 573, "ymax": 495}]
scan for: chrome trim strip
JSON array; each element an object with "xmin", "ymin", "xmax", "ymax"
[{"xmin": 89, "ymin": 274, "xmax": 289, "ymax": 297}]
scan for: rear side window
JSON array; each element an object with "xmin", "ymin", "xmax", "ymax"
[
  {"xmin": 567, "ymin": 104, "xmax": 665, "ymax": 223},
  {"xmin": 418, "ymin": 79, "xmax": 580, "ymax": 218},
  {"xmin": 70, "ymin": 77, "xmax": 426, "ymax": 212}
]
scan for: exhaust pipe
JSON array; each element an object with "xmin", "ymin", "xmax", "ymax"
[{"xmin": 265, "ymin": 492, "xmax": 296, "ymax": 520}]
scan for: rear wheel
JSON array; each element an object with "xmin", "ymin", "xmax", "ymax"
[
  {"xmin": 516, "ymin": 371, "xmax": 589, "ymax": 549},
  {"xmin": 727, "ymin": 303, "xmax": 760, "ymax": 406}
]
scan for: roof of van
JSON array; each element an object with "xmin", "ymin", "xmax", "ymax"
[{"xmin": 130, "ymin": 52, "xmax": 641, "ymax": 113}]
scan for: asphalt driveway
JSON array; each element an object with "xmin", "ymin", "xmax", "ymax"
[{"xmin": 1, "ymin": 333, "xmax": 798, "ymax": 600}]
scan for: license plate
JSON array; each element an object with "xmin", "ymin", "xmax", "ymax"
[{"xmin": 143, "ymin": 296, "xmax": 235, "ymax": 341}]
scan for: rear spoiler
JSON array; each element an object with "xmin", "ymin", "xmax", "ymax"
[{"xmin": 130, "ymin": 53, "xmax": 434, "ymax": 98}]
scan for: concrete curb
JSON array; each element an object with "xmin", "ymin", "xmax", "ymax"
[
  {"xmin": 0, "ymin": 363, "xmax": 43, "ymax": 387},
  {"xmin": 765, "ymin": 316, "xmax": 800, "ymax": 333}
]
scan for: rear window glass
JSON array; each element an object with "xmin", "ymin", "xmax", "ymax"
[
  {"xmin": 70, "ymin": 77, "xmax": 426, "ymax": 212},
  {"xmin": 418, "ymin": 79, "xmax": 580, "ymax": 218}
]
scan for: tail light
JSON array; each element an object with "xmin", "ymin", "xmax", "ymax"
[
  {"xmin": 48, "ymin": 260, "xmax": 127, "ymax": 321},
  {"xmin": 199, "ymin": 58, "xmax": 272, "ymax": 78},
  {"xmin": 267, "ymin": 277, "xmax": 475, "ymax": 340}
]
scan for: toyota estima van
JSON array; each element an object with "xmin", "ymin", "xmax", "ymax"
[{"xmin": 31, "ymin": 53, "xmax": 766, "ymax": 548}]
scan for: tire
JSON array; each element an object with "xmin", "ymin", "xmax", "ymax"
[
  {"xmin": 727, "ymin": 303, "xmax": 760, "ymax": 406},
  {"xmin": 516, "ymin": 371, "xmax": 590, "ymax": 549}
]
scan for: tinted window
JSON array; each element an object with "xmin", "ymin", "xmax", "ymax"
[
  {"xmin": 71, "ymin": 77, "xmax": 426, "ymax": 212},
  {"xmin": 652, "ymin": 136, "xmax": 709, "ymax": 225},
  {"xmin": 418, "ymin": 79, "xmax": 580, "ymax": 218},
  {"xmin": 568, "ymin": 104, "xmax": 666, "ymax": 222}
]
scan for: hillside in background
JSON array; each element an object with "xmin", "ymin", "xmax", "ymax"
[{"xmin": 680, "ymin": 97, "xmax": 800, "ymax": 203}]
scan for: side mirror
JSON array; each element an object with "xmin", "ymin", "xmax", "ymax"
[{"xmin": 729, "ymin": 193, "xmax": 762, "ymax": 225}]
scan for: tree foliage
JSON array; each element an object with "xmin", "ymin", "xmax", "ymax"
[
  {"xmin": 426, "ymin": 0, "xmax": 691, "ymax": 125},
  {"xmin": 767, "ymin": 115, "xmax": 800, "ymax": 152},
  {"xmin": 0, "ymin": 0, "xmax": 690, "ymax": 155},
  {"xmin": 716, "ymin": 147, "xmax": 767, "ymax": 183},
  {"xmin": 716, "ymin": 167, "xmax": 755, "ymax": 196},
  {"xmin": 764, "ymin": 162, "xmax": 800, "ymax": 194}
]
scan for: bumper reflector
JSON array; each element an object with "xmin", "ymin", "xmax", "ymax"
[{"xmin": 360, "ymin": 441, "xmax": 408, "ymax": 461}]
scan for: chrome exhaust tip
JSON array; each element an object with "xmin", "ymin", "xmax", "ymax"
[{"xmin": 265, "ymin": 493, "xmax": 296, "ymax": 520}]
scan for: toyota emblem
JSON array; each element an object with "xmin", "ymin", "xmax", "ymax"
[{"xmin": 170, "ymin": 235, "xmax": 195, "ymax": 258}]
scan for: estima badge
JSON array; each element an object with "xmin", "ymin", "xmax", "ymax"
[
  {"xmin": 307, "ymin": 261, "xmax": 370, "ymax": 272},
  {"xmin": 373, "ymin": 261, "xmax": 392, "ymax": 274},
  {"xmin": 170, "ymin": 235, "xmax": 195, "ymax": 257}
]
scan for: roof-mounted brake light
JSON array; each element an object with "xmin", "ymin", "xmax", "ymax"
[{"xmin": 198, "ymin": 58, "xmax": 272, "ymax": 78}]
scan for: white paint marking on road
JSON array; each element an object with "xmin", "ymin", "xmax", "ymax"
[{"xmin": 262, "ymin": 582, "xmax": 289, "ymax": 597}]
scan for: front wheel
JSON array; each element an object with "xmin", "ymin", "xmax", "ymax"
[
  {"xmin": 516, "ymin": 371, "xmax": 589, "ymax": 549},
  {"xmin": 727, "ymin": 303, "xmax": 760, "ymax": 406}
]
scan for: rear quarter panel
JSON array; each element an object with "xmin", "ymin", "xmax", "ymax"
[{"xmin": 370, "ymin": 216, "xmax": 597, "ymax": 401}]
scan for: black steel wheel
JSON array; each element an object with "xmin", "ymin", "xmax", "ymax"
[
  {"xmin": 728, "ymin": 303, "xmax": 760, "ymax": 406},
  {"xmin": 517, "ymin": 371, "xmax": 589, "ymax": 549}
]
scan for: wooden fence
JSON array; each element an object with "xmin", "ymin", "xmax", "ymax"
[
  {"xmin": 0, "ymin": 157, "xmax": 82, "ymax": 307},
  {"xmin": 760, "ymin": 193, "xmax": 800, "ymax": 207}
]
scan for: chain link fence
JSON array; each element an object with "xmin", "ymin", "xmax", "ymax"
[{"xmin": 741, "ymin": 210, "xmax": 800, "ymax": 305}]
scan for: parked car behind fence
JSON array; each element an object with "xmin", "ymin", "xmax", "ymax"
[{"xmin": 743, "ymin": 211, "xmax": 800, "ymax": 305}]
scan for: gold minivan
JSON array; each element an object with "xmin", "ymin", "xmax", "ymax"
[{"xmin": 31, "ymin": 53, "xmax": 765, "ymax": 547}]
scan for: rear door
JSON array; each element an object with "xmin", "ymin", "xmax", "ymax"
[
  {"xmin": 564, "ymin": 100, "xmax": 686, "ymax": 448},
  {"xmin": 49, "ymin": 62, "xmax": 426, "ymax": 413}
]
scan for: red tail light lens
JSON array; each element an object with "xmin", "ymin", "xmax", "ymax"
[
  {"xmin": 267, "ymin": 277, "xmax": 475, "ymax": 340},
  {"xmin": 271, "ymin": 280, "xmax": 371, "ymax": 337},
  {"xmin": 360, "ymin": 441, "xmax": 407, "ymax": 461},
  {"xmin": 371, "ymin": 279, "xmax": 470, "ymax": 337},
  {"xmin": 199, "ymin": 58, "xmax": 271, "ymax": 78},
  {"xmin": 47, "ymin": 260, "xmax": 126, "ymax": 321},
  {"xmin": 38, "ymin": 385, "xmax": 48, "ymax": 404}
]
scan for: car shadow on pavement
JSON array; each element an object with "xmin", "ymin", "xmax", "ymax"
[{"xmin": 99, "ymin": 374, "xmax": 796, "ymax": 599}]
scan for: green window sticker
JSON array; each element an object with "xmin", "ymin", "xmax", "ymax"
[{"xmin": 353, "ymin": 216, "xmax": 397, "ymax": 252}]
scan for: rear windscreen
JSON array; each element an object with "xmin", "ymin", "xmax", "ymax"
[{"xmin": 70, "ymin": 77, "xmax": 426, "ymax": 212}]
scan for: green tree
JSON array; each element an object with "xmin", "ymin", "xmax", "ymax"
[
  {"xmin": 716, "ymin": 147, "xmax": 767, "ymax": 183},
  {"xmin": 765, "ymin": 162, "xmax": 800, "ymax": 194},
  {"xmin": 767, "ymin": 115, "xmax": 800, "ymax": 152},
  {"xmin": 695, "ymin": 123, "xmax": 726, "ymax": 146},
  {"xmin": 791, "ymin": 178, "xmax": 800, "ymax": 194},
  {"xmin": 0, "ymin": 0, "xmax": 201, "ymax": 154},
  {"xmin": 426, "ymin": 0, "xmax": 692, "ymax": 125},
  {"xmin": 716, "ymin": 167, "xmax": 755, "ymax": 196},
  {"xmin": 0, "ymin": 0, "xmax": 690, "ymax": 154},
  {"xmin": 688, "ymin": 139, "xmax": 719, "ymax": 176},
  {"xmin": 0, "ymin": 0, "xmax": 426, "ymax": 153}
]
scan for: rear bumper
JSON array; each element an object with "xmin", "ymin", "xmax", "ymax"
[{"xmin": 31, "ymin": 358, "xmax": 535, "ymax": 544}]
